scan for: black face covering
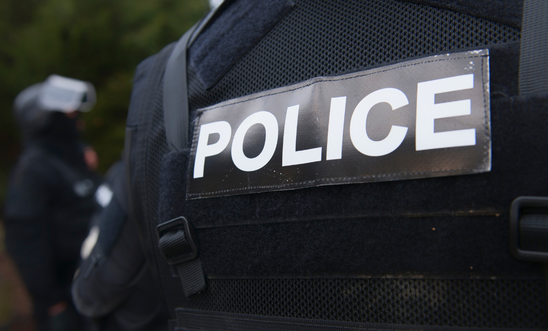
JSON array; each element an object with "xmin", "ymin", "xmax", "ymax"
[
  {"xmin": 29, "ymin": 111, "xmax": 89, "ymax": 170},
  {"xmin": 40, "ymin": 112, "xmax": 81, "ymax": 142}
]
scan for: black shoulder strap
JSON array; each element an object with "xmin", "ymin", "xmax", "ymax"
[
  {"xmin": 162, "ymin": 26, "xmax": 196, "ymax": 152},
  {"xmin": 517, "ymin": 0, "xmax": 548, "ymax": 319},
  {"xmin": 518, "ymin": 0, "xmax": 548, "ymax": 95},
  {"xmin": 163, "ymin": 0, "xmax": 233, "ymax": 152},
  {"xmin": 159, "ymin": 2, "xmax": 235, "ymax": 299}
]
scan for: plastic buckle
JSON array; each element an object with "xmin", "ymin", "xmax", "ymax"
[
  {"xmin": 157, "ymin": 216, "xmax": 199, "ymax": 265},
  {"xmin": 510, "ymin": 196, "xmax": 548, "ymax": 263}
]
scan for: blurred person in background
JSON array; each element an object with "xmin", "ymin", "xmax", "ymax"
[{"xmin": 3, "ymin": 75, "xmax": 101, "ymax": 331}]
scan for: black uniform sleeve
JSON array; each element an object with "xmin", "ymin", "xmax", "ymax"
[
  {"xmin": 72, "ymin": 197, "xmax": 147, "ymax": 317},
  {"xmin": 3, "ymin": 161, "xmax": 65, "ymax": 308}
]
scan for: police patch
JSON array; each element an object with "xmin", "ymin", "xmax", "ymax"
[{"xmin": 187, "ymin": 50, "xmax": 490, "ymax": 199}]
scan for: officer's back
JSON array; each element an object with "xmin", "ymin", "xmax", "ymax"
[{"xmin": 125, "ymin": 0, "xmax": 548, "ymax": 330}]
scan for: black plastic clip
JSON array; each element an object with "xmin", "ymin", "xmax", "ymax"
[
  {"xmin": 157, "ymin": 216, "xmax": 205, "ymax": 297},
  {"xmin": 157, "ymin": 216, "xmax": 199, "ymax": 265},
  {"xmin": 510, "ymin": 196, "xmax": 548, "ymax": 263}
]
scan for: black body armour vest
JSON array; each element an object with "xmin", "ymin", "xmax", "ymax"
[{"xmin": 125, "ymin": 0, "xmax": 548, "ymax": 329}]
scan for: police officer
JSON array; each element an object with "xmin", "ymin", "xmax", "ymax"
[
  {"xmin": 4, "ymin": 75, "xmax": 100, "ymax": 331},
  {"xmin": 123, "ymin": 0, "xmax": 548, "ymax": 329}
]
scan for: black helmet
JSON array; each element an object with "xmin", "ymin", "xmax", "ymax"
[{"xmin": 13, "ymin": 75, "xmax": 96, "ymax": 137}]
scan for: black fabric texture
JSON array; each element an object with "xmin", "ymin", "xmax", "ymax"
[
  {"xmin": 97, "ymin": 196, "xmax": 126, "ymax": 258},
  {"xmin": 519, "ymin": 214, "xmax": 548, "ymax": 253},
  {"xmin": 188, "ymin": 0, "xmax": 295, "ymax": 89},
  {"xmin": 489, "ymin": 42, "xmax": 520, "ymax": 98},
  {"xmin": 158, "ymin": 82, "xmax": 548, "ymax": 278},
  {"xmin": 127, "ymin": 0, "xmax": 548, "ymax": 327},
  {"xmin": 185, "ymin": 0, "xmax": 519, "ymax": 121},
  {"xmin": 127, "ymin": 54, "xmax": 157, "ymax": 128},
  {"xmin": 157, "ymin": 43, "xmax": 543, "ymax": 279},
  {"xmin": 518, "ymin": 0, "xmax": 548, "ymax": 94},
  {"xmin": 123, "ymin": 42, "xmax": 178, "ymax": 321},
  {"xmin": 95, "ymin": 159, "xmax": 127, "ymax": 257},
  {"xmin": 72, "ymin": 213, "xmax": 168, "ymax": 331},
  {"xmin": 169, "ymin": 278, "xmax": 547, "ymax": 328},
  {"xmin": 402, "ymin": 0, "xmax": 523, "ymax": 28},
  {"xmin": 129, "ymin": 43, "xmax": 176, "ymax": 270},
  {"xmin": 36, "ymin": 138, "xmax": 90, "ymax": 173},
  {"xmin": 108, "ymin": 160, "xmax": 129, "ymax": 215},
  {"xmin": 175, "ymin": 308, "xmax": 543, "ymax": 331},
  {"xmin": 38, "ymin": 112, "xmax": 81, "ymax": 143},
  {"xmin": 72, "ymin": 165, "xmax": 169, "ymax": 331},
  {"xmin": 169, "ymin": 319, "xmax": 177, "ymax": 331},
  {"xmin": 197, "ymin": 215, "xmax": 541, "ymax": 278}
]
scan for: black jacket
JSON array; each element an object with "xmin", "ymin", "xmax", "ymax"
[{"xmin": 4, "ymin": 138, "xmax": 100, "ymax": 323}]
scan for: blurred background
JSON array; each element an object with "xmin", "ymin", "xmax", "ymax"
[{"xmin": 0, "ymin": 0, "xmax": 215, "ymax": 329}]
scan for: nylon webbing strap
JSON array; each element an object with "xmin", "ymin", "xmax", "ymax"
[
  {"xmin": 518, "ymin": 0, "xmax": 548, "ymax": 95},
  {"xmin": 163, "ymin": 26, "xmax": 195, "ymax": 152},
  {"xmin": 510, "ymin": 197, "xmax": 548, "ymax": 319},
  {"xmin": 157, "ymin": 220, "xmax": 205, "ymax": 297},
  {"xmin": 519, "ymin": 214, "xmax": 548, "ymax": 317},
  {"xmin": 160, "ymin": 0, "xmax": 234, "ymax": 301},
  {"xmin": 519, "ymin": 214, "xmax": 548, "ymax": 253},
  {"xmin": 175, "ymin": 259, "xmax": 205, "ymax": 296},
  {"xmin": 163, "ymin": 0, "xmax": 233, "ymax": 151}
]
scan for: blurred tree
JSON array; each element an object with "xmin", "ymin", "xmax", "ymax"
[{"xmin": 0, "ymin": 0, "xmax": 210, "ymax": 208}]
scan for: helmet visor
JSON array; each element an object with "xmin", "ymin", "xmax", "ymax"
[{"xmin": 38, "ymin": 75, "xmax": 96, "ymax": 112}]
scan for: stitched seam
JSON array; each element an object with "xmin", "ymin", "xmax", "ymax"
[{"xmin": 187, "ymin": 167, "xmax": 485, "ymax": 197}]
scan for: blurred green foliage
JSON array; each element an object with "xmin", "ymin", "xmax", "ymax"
[{"xmin": 0, "ymin": 0, "xmax": 210, "ymax": 207}]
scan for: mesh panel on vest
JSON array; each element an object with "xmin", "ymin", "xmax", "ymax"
[
  {"xmin": 187, "ymin": 0, "xmax": 519, "ymax": 112},
  {"xmin": 142, "ymin": 0, "xmax": 535, "ymax": 328},
  {"xmin": 180, "ymin": 278, "xmax": 547, "ymax": 328},
  {"xmin": 143, "ymin": 80, "xmax": 167, "ymax": 230}
]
